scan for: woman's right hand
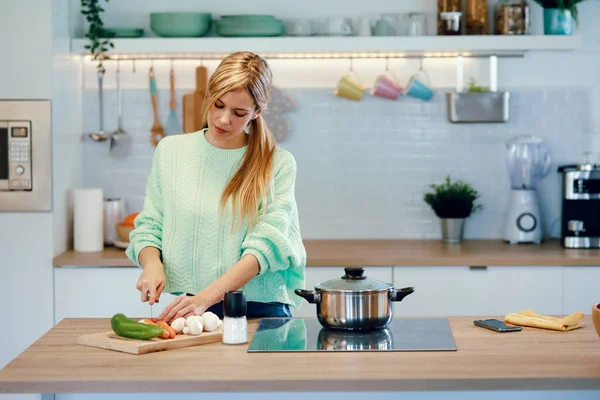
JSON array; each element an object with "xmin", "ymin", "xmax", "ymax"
[{"xmin": 136, "ymin": 262, "xmax": 166, "ymax": 305}]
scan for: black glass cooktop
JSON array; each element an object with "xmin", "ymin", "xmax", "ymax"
[{"xmin": 247, "ymin": 318, "xmax": 457, "ymax": 352}]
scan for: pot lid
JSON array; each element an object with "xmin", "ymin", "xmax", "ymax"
[{"xmin": 314, "ymin": 267, "xmax": 393, "ymax": 292}]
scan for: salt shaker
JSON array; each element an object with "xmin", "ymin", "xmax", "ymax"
[{"xmin": 222, "ymin": 291, "xmax": 248, "ymax": 344}]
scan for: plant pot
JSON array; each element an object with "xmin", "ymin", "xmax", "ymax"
[
  {"xmin": 440, "ymin": 218, "xmax": 465, "ymax": 243},
  {"xmin": 446, "ymin": 92, "xmax": 510, "ymax": 123},
  {"xmin": 543, "ymin": 8, "xmax": 573, "ymax": 35}
]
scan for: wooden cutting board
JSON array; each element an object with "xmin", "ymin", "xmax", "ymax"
[
  {"xmin": 77, "ymin": 328, "xmax": 223, "ymax": 355},
  {"xmin": 182, "ymin": 65, "xmax": 208, "ymax": 133}
]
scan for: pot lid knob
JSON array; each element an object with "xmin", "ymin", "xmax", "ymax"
[{"xmin": 342, "ymin": 267, "xmax": 366, "ymax": 280}]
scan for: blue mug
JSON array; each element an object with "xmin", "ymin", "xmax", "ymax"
[{"xmin": 405, "ymin": 76, "xmax": 433, "ymax": 101}]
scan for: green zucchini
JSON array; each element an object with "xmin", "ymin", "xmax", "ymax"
[{"xmin": 111, "ymin": 313, "xmax": 165, "ymax": 340}]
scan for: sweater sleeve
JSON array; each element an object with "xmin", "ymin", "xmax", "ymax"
[
  {"xmin": 241, "ymin": 150, "xmax": 306, "ymax": 276},
  {"xmin": 125, "ymin": 142, "xmax": 164, "ymax": 266}
]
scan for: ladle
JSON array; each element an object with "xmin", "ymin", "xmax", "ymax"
[
  {"xmin": 109, "ymin": 61, "xmax": 131, "ymax": 155},
  {"xmin": 89, "ymin": 70, "xmax": 109, "ymax": 142}
]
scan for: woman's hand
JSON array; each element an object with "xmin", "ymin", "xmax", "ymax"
[
  {"xmin": 158, "ymin": 294, "xmax": 208, "ymax": 324},
  {"xmin": 135, "ymin": 262, "xmax": 166, "ymax": 305}
]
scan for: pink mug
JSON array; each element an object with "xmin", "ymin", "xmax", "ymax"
[{"xmin": 371, "ymin": 74, "xmax": 402, "ymax": 100}]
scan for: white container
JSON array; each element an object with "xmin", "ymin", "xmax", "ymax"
[
  {"xmin": 73, "ymin": 188, "xmax": 104, "ymax": 252},
  {"xmin": 222, "ymin": 316, "xmax": 248, "ymax": 344}
]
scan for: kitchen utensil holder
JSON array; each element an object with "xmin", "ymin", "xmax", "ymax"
[{"xmin": 446, "ymin": 55, "xmax": 510, "ymax": 123}]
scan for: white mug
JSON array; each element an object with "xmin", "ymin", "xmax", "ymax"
[
  {"xmin": 290, "ymin": 19, "xmax": 313, "ymax": 36},
  {"xmin": 324, "ymin": 18, "xmax": 352, "ymax": 35}
]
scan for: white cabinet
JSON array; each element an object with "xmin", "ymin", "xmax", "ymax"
[
  {"xmin": 291, "ymin": 266, "xmax": 393, "ymax": 317},
  {"xmin": 54, "ymin": 266, "xmax": 393, "ymax": 322},
  {"xmin": 563, "ymin": 266, "xmax": 600, "ymax": 314},
  {"xmin": 53, "ymin": 267, "xmax": 176, "ymax": 324},
  {"xmin": 392, "ymin": 266, "xmax": 564, "ymax": 317}
]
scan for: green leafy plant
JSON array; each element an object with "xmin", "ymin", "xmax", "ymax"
[
  {"xmin": 532, "ymin": 0, "xmax": 589, "ymax": 25},
  {"xmin": 423, "ymin": 175, "xmax": 483, "ymax": 219},
  {"xmin": 81, "ymin": 0, "xmax": 113, "ymax": 73},
  {"xmin": 467, "ymin": 77, "xmax": 489, "ymax": 93}
]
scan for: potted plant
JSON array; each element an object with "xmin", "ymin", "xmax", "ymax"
[
  {"xmin": 533, "ymin": 0, "xmax": 588, "ymax": 35},
  {"xmin": 423, "ymin": 175, "xmax": 483, "ymax": 243},
  {"xmin": 81, "ymin": 0, "xmax": 113, "ymax": 74}
]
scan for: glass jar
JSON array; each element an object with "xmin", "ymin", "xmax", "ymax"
[
  {"xmin": 437, "ymin": 0, "xmax": 462, "ymax": 35},
  {"xmin": 466, "ymin": 0, "xmax": 488, "ymax": 35},
  {"xmin": 495, "ymin": 0, "xmax": 530, "ymax": 35}
]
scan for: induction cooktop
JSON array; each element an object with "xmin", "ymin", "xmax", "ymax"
[{"xmin": 247, "ymin": 317, "xmax": 457, "ymax": 352}]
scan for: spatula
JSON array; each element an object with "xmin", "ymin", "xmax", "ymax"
[
  {"xmin": 164, "ymin": 65, "xmax": 180, "ymax": 136},
  {"xmin": 149, "ymin": 66, "xmax": 165, "ymax": 147}
]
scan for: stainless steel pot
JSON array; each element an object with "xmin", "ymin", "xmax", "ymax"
[{"xmin": 295, "ymin": 267, "xmax": 415, "ymax": 331}]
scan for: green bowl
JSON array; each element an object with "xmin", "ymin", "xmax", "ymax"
[
  {"xmin": 220, "ymin": 14, "xmax": 276, "ymax": 21},
  {"xmin": 150, "ymin": 12, "xmax": 212, "ymax": 37},
  {"xmin": 99, "ymin": 28, "xmax": 144, "ymax": 38},
  {"xmin": 216, "ymin": 20, "xmax": 284, "ymax": 37}
]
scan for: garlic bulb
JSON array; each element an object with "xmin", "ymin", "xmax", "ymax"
[{"xmin": 183, "ymin": 326, "xmax": 190, "ymax": 335}]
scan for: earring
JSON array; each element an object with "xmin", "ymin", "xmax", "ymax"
[{"xmin": 244, "ymin": 123, "xmax": 250, "ymax": 134}]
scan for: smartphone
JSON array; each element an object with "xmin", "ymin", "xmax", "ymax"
[{"xmin": 473, "ymin": 319, "xmax": 522, "ymax": 332}]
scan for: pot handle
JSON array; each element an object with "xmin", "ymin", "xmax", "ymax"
[
  {"xmin": 390, "ymin": 286, "xmax": 415, "ymax": 302},
  {"xmin": 294, "ymin": 289, "xmax": 321, "ymax": 304}
]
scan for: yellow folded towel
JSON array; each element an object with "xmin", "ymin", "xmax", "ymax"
[{"xmin": 504, "ymin": 309, "xmax": 584, "ymax": 332}]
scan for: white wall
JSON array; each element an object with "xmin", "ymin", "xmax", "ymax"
[
  {"xmin": 0, "ymin": 0, "xmax": 55, "ymax": 377},
  {"xmin": 0, "ymin": 0, "xmax": 53, "ymax": 99},
  {"xmin": 0, "ymin": 5, "xmax": 82, "ymax": 400}
]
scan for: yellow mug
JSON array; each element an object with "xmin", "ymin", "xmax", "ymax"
[{"xmin": 334, "ymin": 74, "xmax": 364, "ymax": 101}]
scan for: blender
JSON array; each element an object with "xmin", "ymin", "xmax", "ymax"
[{"xmin": 502, "ymin": 135, "xmax": 551, "ymax": 244}]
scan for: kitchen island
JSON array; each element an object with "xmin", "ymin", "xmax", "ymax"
[{"xmin": 1, "ymin": 316, "xmax": 599, "ymax": 397}]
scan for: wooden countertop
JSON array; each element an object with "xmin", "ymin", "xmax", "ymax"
[
  {"xmin": 1, "ymin": 316, "xmax": 599, "ymax": 393},
  {"xmin": 53, "ymin": 239, "xmax": 600, "ymax": 267}
]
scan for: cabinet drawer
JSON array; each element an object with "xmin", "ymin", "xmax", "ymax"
[
  {"xmin": 563, "ymin": 266, "xmax": 600, "ymax": 314},
  {"xmin": 54, "ymin": 267, "xmax": 176, "ymax": 324},
  {"xmin": 393, "ymin": 266, "xmax": 563, "ymax": 317}
]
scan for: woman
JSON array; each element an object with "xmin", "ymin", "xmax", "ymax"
[{"xmin": 125, "ymin": 51, "xmax": 306, "ymax": 324}]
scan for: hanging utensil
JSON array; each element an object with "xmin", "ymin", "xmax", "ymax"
[
  {"xmin": 149, "ymin": 66, "xmax": 165, "ymax": 147},
  {"xmin": 110, "ymin": 61, "xmax": 132, "ymax": 156},
  {"xmin": 89, "ymin": 70, "xmax": 109, "ymax": 142},
  {"xmin": 182, "ymin": 64, "xmax": 208, "ymax": 133},
  {"xmin": 165, "ymin": 62, "xmax": 180, "ymax": 135}
]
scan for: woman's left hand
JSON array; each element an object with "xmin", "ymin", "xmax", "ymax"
[{"xmin": 158, "ymin": 294, "xmax": 207, "ymax": 324}]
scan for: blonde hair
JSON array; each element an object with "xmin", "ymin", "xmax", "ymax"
[{"xmin": 201, "ymin": 51, "xmax": 276, "ymax": 229}]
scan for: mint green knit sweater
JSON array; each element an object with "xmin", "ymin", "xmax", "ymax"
[{"xmin": 125, "ymin": 129, "xmax": 306, "ymax": 308}]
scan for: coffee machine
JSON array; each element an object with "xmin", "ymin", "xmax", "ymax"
[
  {"xmin": 558, "ymin": 152, "xmax": 600, "ymax": 248},
  {"xmin": 502, "ymin": 135, "xmax": 551, "ymax": 244}
]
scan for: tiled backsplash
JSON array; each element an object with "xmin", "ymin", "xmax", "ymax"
[{"xmin": 82, "ymin": 87, "xmax": 591, "ymax": 240}]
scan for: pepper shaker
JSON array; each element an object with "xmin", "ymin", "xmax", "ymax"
[{"xmin": 222, "ymin": 291, "xmax": 248, "ymax": 344}]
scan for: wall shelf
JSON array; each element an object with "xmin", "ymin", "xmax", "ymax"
[{"xmin": 70, "ymin": 35, "xmax": 582, "ymax": 59}]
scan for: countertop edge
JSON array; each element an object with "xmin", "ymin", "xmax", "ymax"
[
  {"xmin": 52, "ymin": 239, "xmax": 600, "ymax": 268},
  {"xmin": 2, "ymin": 377, "xmax": 600, "ymax": 393}
]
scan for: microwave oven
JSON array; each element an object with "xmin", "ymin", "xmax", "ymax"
[{"xmin": 0, "ymin": 100, "xmax": 51, "ymax": 211}]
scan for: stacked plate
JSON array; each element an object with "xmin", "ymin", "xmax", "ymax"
[{"xmin": 216, "ymin": 15, "xmax": 284, "ymax": 37}]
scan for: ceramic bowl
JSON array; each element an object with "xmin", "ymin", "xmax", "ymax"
[
  {"xmin": 150, "ymin": 13, "xmax": 212, "ymax": 37},
  {"xmin": 593, "ymin": 303, "xmax": 600, "ymax": 338},
  {"xmin": 116, "ymin": 223, "xmax": 134, "ymax": 243}
]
